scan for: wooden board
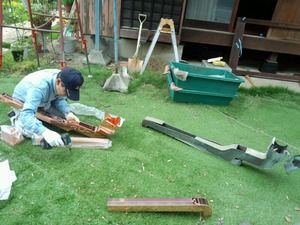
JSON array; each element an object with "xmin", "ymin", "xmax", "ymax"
[{"xmin": 80, "ymin": 0, "xmax": 119, "ymax": 37}]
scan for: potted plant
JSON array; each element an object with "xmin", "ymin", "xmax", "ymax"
[
  {"xmin": 10, "ymin": 39, "xmax": 27, "ymax": 62},
  {"xmin": 62, "ymin": 0, "xmax": 74, "ymax": 13},
  {"xmin": 26, "ymin": 37, "xmax": 43, "ymax": 53},
  {"xmin": 35, "ymin": 39, "xmax": 43, "ymax": 53},
  {"xmin": 31, "ymin": 3, "xmax": 53, "ymax": 29}
]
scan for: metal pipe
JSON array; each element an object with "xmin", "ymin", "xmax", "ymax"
[
  {"xmin": 27, "ymin": 0, "xmax": 41, "ymax": 67},
  {"xmin": 58, "ymin": 0, "xmax": 65, "ymax": 69},
  {"xmin": 113, "ymin": 0, "xmax": 118, "ymax": 73},
  {"xmin": 95, "ymin": 0, "xmax": 100, "ymax": 51},
  {"xmin": 1, "ymin": 25, "xmax": 60, "ymax": 33}
]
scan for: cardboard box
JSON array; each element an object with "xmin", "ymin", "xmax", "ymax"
[{"xmin": 1, "ymin": 125, "xmax": 24, "ymax": 146}]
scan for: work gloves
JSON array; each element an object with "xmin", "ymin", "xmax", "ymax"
[
  {"xmin": 40, "ymin": 112, "xmax": 78, "ymax": 147},
  {"xmin": 42, "ymin": 129, "xmax": 64, "ymax": 147},
  {"xmin": 65, "ymin": 112, "xmax": 80, "ymax": 123}
]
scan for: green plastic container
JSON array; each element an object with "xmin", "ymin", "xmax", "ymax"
[
  {"xmin": 167, "ymin": 73, "xmax": 237, "ymax": 106},
  {"xmin": 169, "ymin": 62, "xmax": 244, "ymax": 95}
]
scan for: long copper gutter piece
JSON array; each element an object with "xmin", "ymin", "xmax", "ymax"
[
  {"xmin": 0, "ymin": 93, "xmax": 118, "ymax": 138},
  {"xmin": 107, "ymin": 197, "xmax": 212, "ymax": 218}
]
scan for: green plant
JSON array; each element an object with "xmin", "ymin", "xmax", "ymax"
[
  {"xmin": 10, "ymin": 39, "xmax": 27, "ymax": 51},
  {"xmin": 31, "ymin": 3, "xmax": 53, "ymax": 27},
  {"xmin": 62, "ymin": 0, "xmax": 74, "ymax": 5},
  {"xmin": 2, "ymin": 0, "xmax": 29, "ymax": 25},
  {"xmin": 3, "ymin": 0, "xmax": 29, "ymax": 53},
  {"xmin": 26, "ymin": 37, "xmax": 42, "ymax": 45},
  {"xmin": 1, "ymin": 42, "xmax": 11, "ymax": 49}
]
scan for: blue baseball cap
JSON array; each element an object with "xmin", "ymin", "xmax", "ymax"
[{"xmin": 59, "ymin": 68, "xmax": 84, "ymax": 101}]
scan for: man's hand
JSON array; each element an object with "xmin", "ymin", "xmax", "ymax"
[
  {"xmin": 42, "ymin": 129, "xmax": 64, "ymax": 147},
  {"xmin": 65, "ymin": 112, "xmax": 80, "ymax": 123}
]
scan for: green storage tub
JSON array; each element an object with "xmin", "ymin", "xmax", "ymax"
[
  {"xmin": 167, "ymin": 73, "xmax": 237, "ymax": 106},
  {"xmin": 169, "ymin": 61, "xmax": 244, "ymax": 95}
]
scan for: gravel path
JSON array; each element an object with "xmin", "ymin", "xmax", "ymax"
[{"xmin": 2, "ymin": 22, "xmax": 32, "ymax": 44}]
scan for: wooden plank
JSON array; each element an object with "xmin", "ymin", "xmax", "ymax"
[
  {"xmin": 79, "ymin": 0, "xmax": 117, "ymax": 37},
  {"xmin": 102, "ymin": 0, "xmax": 114, "ymax": 37},
  {"xmin": 233, "ymin": 70, "xmax": 300, "ymax": 82},
  {"xmin": 177, "ymin": 0, "xmax": 187, "ymax": 42},
  {"xmin": 181, "ymin": 27, "xmax": 233, "ymax": 46},
  {"xmin": 228, "ymin": 0, "xmax": 240, "ymax": 32},
  {"xmin": 229, "ymin": 17, "xmax": 246, "ymax": 70},
  {"xmin": 120, "ymin": 28, "xmax": 180, "ymax": 44},
  {"xmin": 79, "ymin": 0, "xmax": 89, "ymax": 34},
  {"xmin": 246, "ymin": 18, "xmax": 300, "ymax": 30},
  {"xmin": 107, "ymin": 198, "xmax": 212, "ymax": 218},
  {"xmin": 180, "ymin": 27, "xmax": 300, "ymax": 56}
]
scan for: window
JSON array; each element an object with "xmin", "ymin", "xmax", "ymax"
[{"xmin": 185, "ymin": 0, "xmax": 235, "ymax": 23}]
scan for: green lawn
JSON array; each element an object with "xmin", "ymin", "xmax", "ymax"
[{"xmin": 0, "ymin": 63, "xmax": 299, "ymax": 225}]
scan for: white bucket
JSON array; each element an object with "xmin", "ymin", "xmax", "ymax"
[{"xmin": 64, "ymin": 36, "xmax": 76, "ymax": 53}]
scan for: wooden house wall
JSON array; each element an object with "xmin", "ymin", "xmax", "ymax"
[
  {"xmin": 80, "ymin": 0, "xmax": 120, "ymax": 37},
  {"xmin": 80, "ymin": 0, "xmax": 300, "ymax": 45}
]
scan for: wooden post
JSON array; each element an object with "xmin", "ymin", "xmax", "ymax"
[{"xmin": 229, "ymin": 17, "xmax": 246, "ymax": 71}]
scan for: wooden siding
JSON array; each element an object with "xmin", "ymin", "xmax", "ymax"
[
  {"xmin": 80, "ymin": 0, "xmax": 120, "ymax": 37},
  {"xmin": 80, "ymin": 0, "xmax": 300, "ymax": 55}
]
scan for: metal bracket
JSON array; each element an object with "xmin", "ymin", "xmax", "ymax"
[{"xmin": 142, "ymin": 117, "xmax": 300, "ymax": 173}]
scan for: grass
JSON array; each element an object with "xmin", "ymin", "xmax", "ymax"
[{"xmin": 0, "ymin": 54, "xmax": 300, "ymax": 225}]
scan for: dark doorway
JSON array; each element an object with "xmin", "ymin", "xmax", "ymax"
[{"xmin": 236, "ymin": 0, "xmax": 278, "ymax": 36}]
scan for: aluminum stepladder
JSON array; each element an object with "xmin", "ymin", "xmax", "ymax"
[{"xmin": 139, "ymin": 18, "xmax": 179, "ymax": 74}]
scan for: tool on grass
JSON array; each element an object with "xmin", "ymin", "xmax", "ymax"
[
  {"xmin": 140, "ymin": 18, "xmax": 179, "ymax": 74},
  {"xmin": 142, "ymin": 117, "xmax": 300, "ymax": 173},
  {"xmin": 94, "ymin": 98, "xmax": 110, "ymax": 108},
  {"xmin": 128, "ymin": 14, "xmax": 147, "ymax": 73},
  {"xmin": 40, "ymin": 133, "xmax": 72, "ymax": 153},
  {"xmin": 245, "ymin": 75, "xmax": 257, "ymax": 87}
]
